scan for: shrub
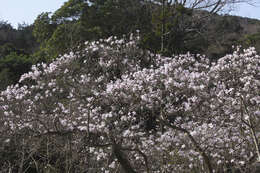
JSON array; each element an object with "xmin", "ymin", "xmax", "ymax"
[{"xmin": 0, "ymin": 36, "xmax": 259, "ymax": 172}]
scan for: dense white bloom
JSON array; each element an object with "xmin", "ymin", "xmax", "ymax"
[{"xmin": 0, "ymin": 35, "xmax": 259, "ymax": 172}]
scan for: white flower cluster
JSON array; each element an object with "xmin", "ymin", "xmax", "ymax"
[{"xmin": 0, "ymin": 35, "xmax": 259, "ymax": 172}]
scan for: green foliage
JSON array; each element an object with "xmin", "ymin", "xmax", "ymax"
[
  {"xmin": 0, "ymin": 52, "xmax": 32, "ymax": 90},
  {"xmin": 0, "ymin": 69, "xmax": 14, "ymax": 90},
  {"xmin": 33, "ymin": 12, "xmax": 57, "ymax": 44},
  {"xmin": 32, "ymin": 0, "xmax": 153, "ymax": 61},
  {"xmin": 0, "ymin": 21, "xmax": 37, "ymax": 54},
  {"xmin": 150, "ymin": 3, "xmax": 196, "ymax": 55},
  {"xmin": 233, "ymin": 32, "xmax": 260, "ymax": 54},
  {"xmin": 0, "ymin": 43, "xmax": 17, "ymax": 57},
  {"xmin": 46, "ymin": 23, "xmax": 80, "ymax": 57},
  {"xmin": 16, "ymin": 23, "xmax": 38, "ymax": 54},
  {"xmin": 52, "ymin": 0, "xmax": 86, "ymax": 22},
  {"xmin": 0, "ymin": 21, "xmax": 37, "ymax": 89},
  {"xmin": 1, "ymin": 0, "xmax": 260, "ymax": 88},
  {"xmin": 241, "ymin": 33, "xmax": 260, "ymax": 48},
  {"xmin": 0, "ymin": 20, "xmax": 14, "ymax": 45},
  {"xmin": 81, "ymin": 0, "xmax": 151, "ymax": 37}
]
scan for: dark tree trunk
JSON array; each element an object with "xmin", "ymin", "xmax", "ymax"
[{"xmin": 112, "ymin": 143, "xmax": 137, "ymax": 173}]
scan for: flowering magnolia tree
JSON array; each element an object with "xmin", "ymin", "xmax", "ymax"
[{"xmin": 0, "ymin": 35, "xmax": 259, "ymax": 172}]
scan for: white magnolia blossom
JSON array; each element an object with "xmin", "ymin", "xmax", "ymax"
[{"xmin": 0, "ymin": 36, "xmax": 259, "ymax": 172}]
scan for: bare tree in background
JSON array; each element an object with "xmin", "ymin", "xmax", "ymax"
[{"xmin": 149, "ymin": 0, "xmax": 256, "ymax": 54}]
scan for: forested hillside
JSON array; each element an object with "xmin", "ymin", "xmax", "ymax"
[
  {"xmin": 0, "ymin": 0, "xmax": 260, "ymax": 90},
  {"xmin": 0, "ymin": 21, "xmax": 38, "ymax": 89},
  {"xmin": 0, "ymin": 0, "xmax": 260, "ymax": 172}
]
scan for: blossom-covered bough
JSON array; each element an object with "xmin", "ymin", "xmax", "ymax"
[{"xmin": 0, "ymin": 35, "xmax": 259, "ymax": 172}]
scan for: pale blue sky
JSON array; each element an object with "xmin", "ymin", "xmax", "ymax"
[
  {"xmin": 231, "ymin": 2, "xmax": 260, "ymax": 19},
  {"xmin": 0, "ymin": 0, "xmax": 259, "ymax": 28},
  {"xmin": 0, "ymin": 0, "xmax": 67, "ymax": 28}
]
